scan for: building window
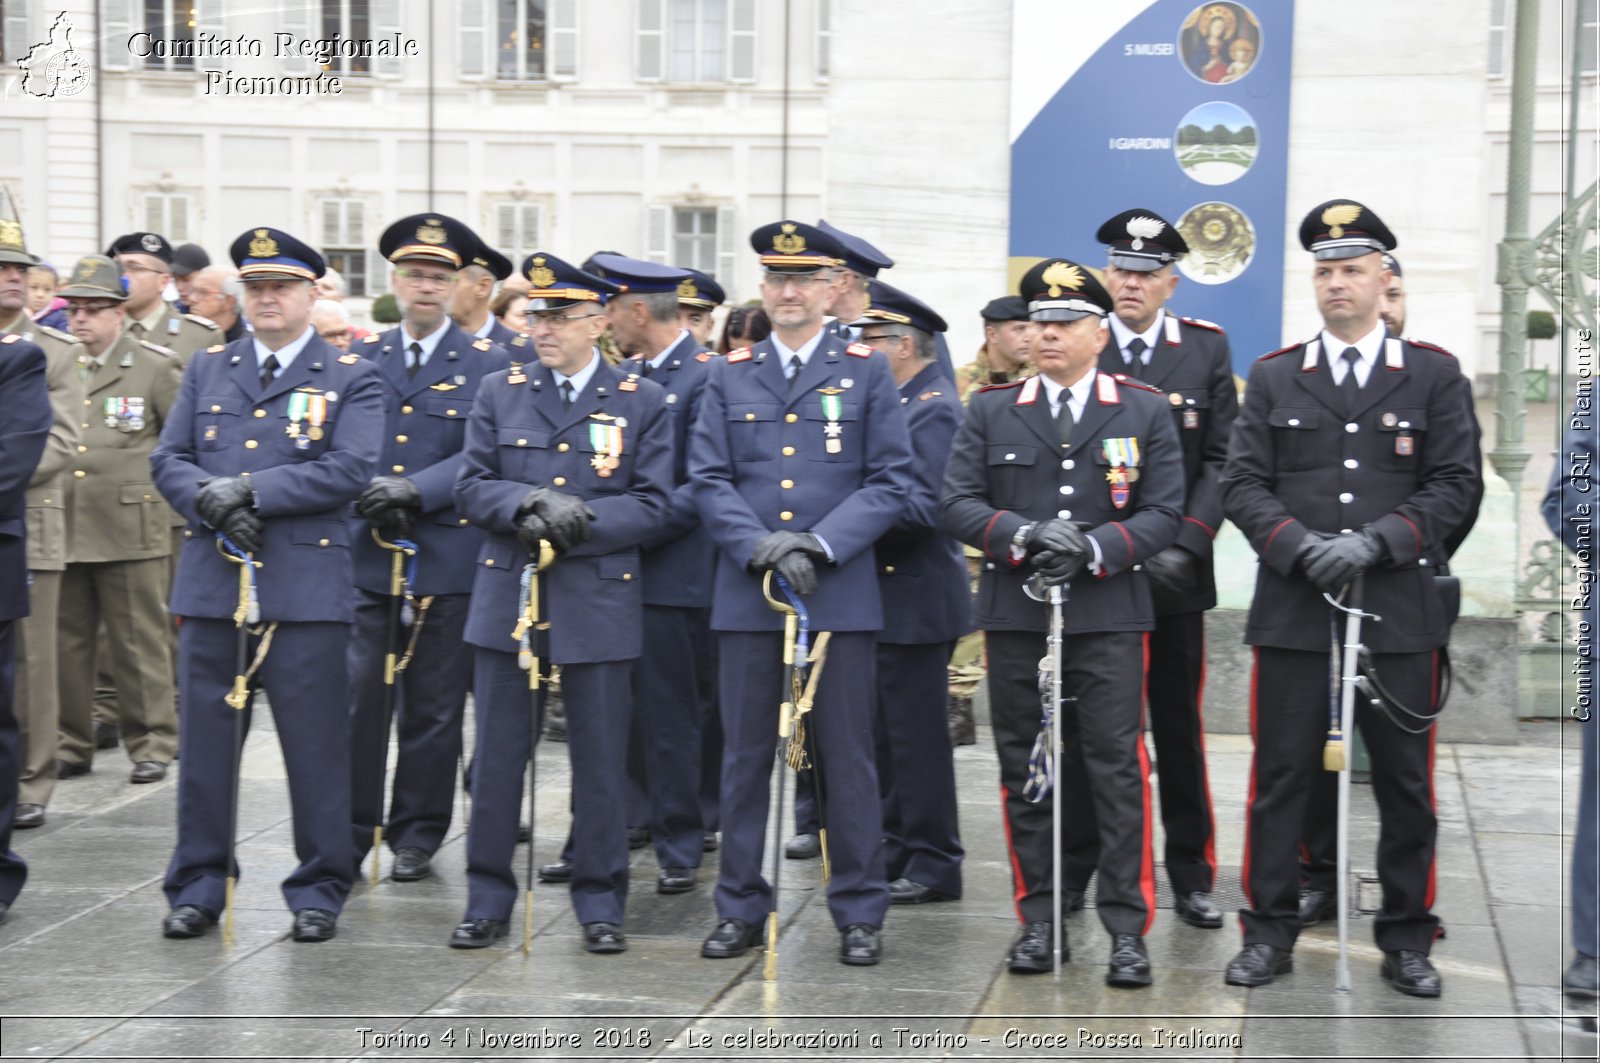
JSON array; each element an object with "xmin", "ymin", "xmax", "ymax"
[
  {"xmin": 143, "ymin": 0, "xmax": 196, "ymax": 71},
  {"xmin": 143, "ymin": 193, "xmax": 191, "ymax": 242},
  {"xmin": 496, "ymin": 0, "xmax": 545, "ymax": 80},
  {"xmin": 673, "ymin": 208, "xmax": 716, "ymax": 273},
  {"xmin": 460, "ymin": 0, "xmax": 576, "ymax": 81},
  {"xmin": 647, "ymin": 204, "xmax": 736, "ymax": 290},
  {"xmin": 815, "ymin": 0, "xmax": 829, "ymax": 81},
  {"xmin": 2, "ymin": 4, "xmax": 29, "ymax": 65},
  {"xmin": 1487, "ymin": 0, "xmax": 1506, "ymax": 77},
  {"xmin": 637, "ymin": 0, "xmax": 753, "ymax": 83},
  {"xmin": 494, "ymin": 202, "xmax": 543, "ymax": 265},
  {"xmin": 321, "ymin": 0, "xmax": 370, "ymax": 74},
  {"xmin": 319, "ymin": 198, "xmax": 369, "ymax": 297},
  {"xmin": 1584, "ymin": 0, "xmax": 1599, "ymax": 75}
]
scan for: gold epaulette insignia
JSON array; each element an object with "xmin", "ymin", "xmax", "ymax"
[
  {"xmin": 727, "ymin": 347, "xmax": 753, "ymax": 363},
  {"xmin": 846, "ymin": 342, "xmax": 872, "ymax": 358},
  {"xmin": 473, "ymin": 338, "xmax": 492, "ymax": 351},
  {"xmin": 338, "ymin": 353, "xmax": 360, "ymax": 364}
]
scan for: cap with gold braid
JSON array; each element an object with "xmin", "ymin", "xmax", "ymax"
[
  {"xmin": 675, "ymin": 268, "xmax": 725, "ymax": 310},
  {"xmin": 519, "ymin": 251, "xmax": 621, "ymax": 311},
  {"xmin": 378, "ymin": 213, "xmax": 469, "ymax": 269},
  {"xmin": 463, "ymin": 230, "xmax": 513, "ymax": 280},
  {"xmin": 1298, "ymin": 199, "xmax": 1397, "ymax": 261},
  {"xmin": 228, "ymin": 227, "xmax": 326, "ymax": 282},
  {"xmin": 57, "ymin": 255, "xmax": 129, "ymax": 301},
  {"xmin": 583, "ymin": 251, "xmax": 690, "ymax": 294},
  {"xmin": 1017, "ymin": 258, "xmax": 1113, "ymax": 322},
  {"xmin": 849, "ymin": 277, "xmax": 947, "ymax": 334},
  {"xmin": 748, "ymin": 220, "xmax": 846, "ymax": 273}
]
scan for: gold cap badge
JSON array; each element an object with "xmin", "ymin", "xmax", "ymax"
[
  {"xmin": 527, "ymin": 255, "xmax": 557, "ymax": 288},
  {"xmin": 417, "ymin": 219, "xmax": 448, "ymax": 245},
  {"xmin": 773, "ymin": 223, "xmax": 806, "ymax": 255},
  {"xmin": 1041, "ymin": 261, "xmax": 1085, "ymax": 298},
  {"xmin": 677, "ymin": 277, "xmax": 698, "ymax": 300},
  {"xmin": 1321, "ymin": 203, "xmax": 1361, "ymax": 241},
  {"xmin": 248, "ymin": 229, "xmax": 279, "ymax": 258}
]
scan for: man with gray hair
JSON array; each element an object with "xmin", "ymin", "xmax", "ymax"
[
  {"xmin": 311, "ymin": 300, "xmax": 352, "ymax": 351},
  {"xmin": 187, "ymin": 266, "xmax": 248, "ymax": 344}
]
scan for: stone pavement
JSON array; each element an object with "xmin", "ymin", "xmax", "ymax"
[{"xmin": 0, "ymin": 708, "xmax": 1595, "ymax": 1062}]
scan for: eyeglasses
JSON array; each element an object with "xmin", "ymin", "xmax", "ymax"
[
  {"xmin": 859, "ymin": 332, "xmax": 906, "ymax": 347},
  {"xmin": 761, "ymin": 272, "xmax": 829, "ymax": 290},
  {"xmin": 525, "ymin": 311, "xmax": 601, "ymax": 330},
  {"xmin": 65, "ymin": 302, "xmax": 119, "ymax": 316},
  {"xmin": 396, "ymin": 269, "xmax": 457, "ymax": 288}
]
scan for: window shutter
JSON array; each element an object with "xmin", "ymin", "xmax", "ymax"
[
  {"xmin": 715, "ymin": 204, "xmax": 736, "ymax": 288},
  {"xmin": 366, "ymin": 248, "xmax": 389, "ymax": 295},
  {"xmin": 549, "ymin": 0, "xmax": 578, "ymax": 80},
  {"xmin": 101, "ymin": 0, "xmax": 136, "ymax": 70},
  {"xmin": 3, "ymin": 4, "xmax": 29, "ymax": 64},
  {"xmin": 458, "ymin": 0, "xmax": 487, "ymax": 78},
  {"xmin": 278, "ymin": 0, "xmax": 314, "ymax": 74},
  {"xmin": 814, "ymin": 0, "xmax": 829, "ymax": 82},
  {"xmin": 371, "ymin": 0, "xmax": 402, "ymax": 77},
  {"xmin": 144, "ymin": 195, "xmax": 164, "ymax": 235},
  {"xmin": 170, "ymin": 195, "xmax": 190, "ymax": 242},
  {"xmin": 522, "ymin": 203, "xmax": 542, "ymax": 252},
  {"xmin": 636, "ymin": 0, "xmax": 664, "ymax": 81},
  {"xmin": 496, "ymin": 203, "xmax": 518, "ymax": 253},
  {"xmin": 645, "ymin": 204, "xmax": 670, "ymax": 264},
  {"xmin": 728, "ymin": 0, "xmax": 755, "ymax": 83},
  {"xmin": 1583, "ymin": 0, "xmax": 1599, "ymax": 75}
]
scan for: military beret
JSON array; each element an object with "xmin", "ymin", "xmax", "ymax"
[
  {"xmin": 106, "ymin": 232, "xmax": 173, "ymax": 264},
  {"xmin": 170, "ymin": 243, "xmax": 211, "ymax": 277},
  {"xmin": 979, "ymin": 295, "xmax": 1029, "ymax": 323},
  {"xmin": 1299, "ymin": 200, "xmax": 1397, "ymax": 261}
]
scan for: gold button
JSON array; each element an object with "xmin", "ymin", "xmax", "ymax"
[
  {"xmin": 81, "ymin": 422, "xmax": 90, "ymax": 429},
  {"xmin": 83, "ymin": 399, "xmax": 91, "ymax": 407},
  {"xmin": 779, "ymin": 510, "xmax": 793, "ymax": 521},
  {"xmin": 785, "ymin": 413, "xmax": 798, "ymax": 423},
  {"xmin": 143, "ymin": 494, "xmax": 152, "ymax": 501},
  {"xmin": 884, "ymin": 565, "xmax": 896, "ymax": 574},
  {"xmin": 184, "ymin": 529, "xmax": 193, "ymax": 537},
  {"xmin": 459, "ymin": 518, "xmax": 469, "ymax": 526},
  {"xmin": 244, "ymin": 439, "xmax": 258, "ymax": 449},
  {"xmin": 486, "ymin": 558, "xmax": 495, "ymax": 567},
  {"xmin": 557, "ymin": 442, "xmax": 570, "ymax": 452},
  {"xmin": 73, "ymin": 469, "xmax": 86, "ymax": 478},
  {"xmin": 782, "ymin": 446, "xmax": 796, "ymax": 456},
  {"xmin": 446, "ymin": 408, "xmax": 458, "ymax": 416},
  {"xmin": 210, "ymin": 404, "xmax": 222, "ymax": 413},
  {"xmin": 516, "ymin": 438, "xmax": 527, "ymax": 446},
  {"xmin": 553, "ymin": 476, "xmax": 567, "ymax": 487},
  {"xmin": 781, "ymin": 479, "xmax": 794, "ymax": 489},
  {"xmin": 745, "ymin": 412, "xmax": 756, "ymax": 421},
  {"xmin": 318, "ymin": 538, "xmax": 330, "ymax": 546},
  {"xmin": 254, "ymin": 409, "xmax": 266, "ymax": 419},
  {"xmin": 401, "ymin": 405, "xmax": 413, "ymax": 414},
  {"xmin": 396, "ymin": 434, "xmax": 408, "ymax": 443},
  {"xmin": 622, "ymin": 573, "xmax": 633, "ymax": 581},
  {"xmin": 76, "ymin": 445, "xmax": 87, "ymax": 453},
  {"xmin": 392, "ymin": 464, "xmax": 405, "ymax": 473}
]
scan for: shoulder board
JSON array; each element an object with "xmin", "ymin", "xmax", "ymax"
[
  {"xmin": 338, "ymin": 353, "xmax": 360, "ymax": 365},
  {"xmin": 974, "ymin": 378, "xmax": 1025, "ymax": 393},
  {"xmin": 1111, "ymin": 373, "xmax": 1161, "ymax": 394},
  {"xmin": 183, "ymin": 312, "xmax": 219, "ymax": 329},
  {"xmin": 0, "ymin": 334, "xmax": 17, "ymax": 344},
  {"xmin": 510, "ymin": 334, "xmax": 529, "ymax": 347},
  {"xmin": 205, "ymin": 344, "xmax": 226, "ymax": 355},
  {"xmin": 363, "ymin": 334, "xmax": 382, "ymax": 345},
  {"xmin": 472, "ymin": 338, "xmax": 492, "ymax": 351},
  {"xmin": 1096, "ymin": 373, "xmax": 1121, "ymax": 405},
  {"xmin": 139, "ymin": 340, "xmax": 177, "ymax": 357},
  {"xmin": 37, "ymin": 324, "xmax": 77, "ymax": 344},
  {"xmin": 1180, "ymin": 315, "xmax": 1225, "ymax": 333},
  {"xmin": 1408, "ymin": 339, "xmax": 1456, "ymax": 358},
  {"xmin": 695, "ymin": 351, "xmax": 711, "ymax": 362},
  {"xmin": 917, "ymin": 390, "xmax": 943, "ymax": 401},
  {"xmin": 1259, "ymin": 343, "xmax": 1303, "ymax": 361},
  {"xmin": 727, "ymin": 347, "xmax": 753, "ymax": 363},
  {"xmin": 618, "ymin": 372, "xmax": 640, "ymax": 392},
  {"xmin": 846, "ymin": 342, "xmax": 873, "ymax": 358}
]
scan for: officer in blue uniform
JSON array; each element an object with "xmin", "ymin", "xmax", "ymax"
[
  {"xmin": 448, "ymin": 252, "xmax": 672, "ymax": 954},
  {"xmin": 689, "ymin": 220, "xmax": 913, "ymax": 966},
  {"xmin": 675, "ymin": 268, "xmax": 724, "ymax": 350},
  {"xmin": 153, "ymin": 228, "xmax": 384, "ymax": 942},
  {"xmin": 940, "ymin": 258, "xmax": 1184, "ymax": 986},
  {"xmin": 0, "ymin": 333, "xmax": 52, "ymax": 923},
  {"xmin": 1058, "ymin": 209, "xmax": 1239, "ymax": 929},
  {"xmin": 453, "ymin": 232, "xmax": 528, "ymax": 352},
  {"xmin": 346, "ymin": 214, "xmax": 512, "ymax": 883},
  {"xmin": 818, "ymin": 219, "xmax": 957, "ymax": 382},
  {"xmin": 849, "ymin": 279, "xmax": 969, "ymax": 905}
]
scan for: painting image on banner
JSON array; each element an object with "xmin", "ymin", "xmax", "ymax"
[{"xmin": 1010, "ymin": 0, "xmax": 1295, "ymax": 377}]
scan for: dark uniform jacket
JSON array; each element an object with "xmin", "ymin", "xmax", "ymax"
[
  {"xmin": 1219, "ymin": 335, "xmax": 1480, "ymax": 654},
  {"xmin": 939, "ymin": 369, "xmax": 1185, "ymax": 635},
  {"xmin": 1099, "ymin": 310, "xmax": 1238, "ymax": 614},
  {"xmin": 877, "ymin": 362, "xmax": 970, "ymax": 646},
  {"xmin": 481, "ymin": 317, "xmax": 525, "ymax": 352},
  {"xmin": 455, "ymin": 358, "xmax": 673, "ymax": 665},
  {"xmin": 151, "ymin": 334, "xmax": 385, "ymax": 622},
  {"xmin": 0, "ymin": 337, "xmax": 52, "ymax": 622},
  {"xmin": 621, "ymin": 332, "xmax": 717, "ymax": 609},
  {"xmin": 348, "ymin": 324, "xmax": 511, "ymax": 597},
  {"xmin": 688, "ymin": 332, "xmax": 913, "ymax": 633}
]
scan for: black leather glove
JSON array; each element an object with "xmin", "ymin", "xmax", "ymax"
[
  {"xmin": 1144, "ymin": 545, "xmax": 1201, "ymax": 595},
  {"xmin": 1293, "ymin": 529, "xmax": 1336, "ymax": 576},
  {"xmin": 1033, "ymin": 546, "xmax": 1087, "ymax": 585},
  {"xmin": 1024, "ymin": 519, "xmax": 1084, "ymax": 559},
  {"xmin": 195, "ymin": 476, "xmax": 254, "ymax": 529},
  {"xmin": 515, "ymin": 512, "xmax": 551, "ymax": 556},
  {"xmin": 1302, "ymin": 528, "xmax": 1386, "ymax": 592},
  {"xmin": 517, "ymin": 488, "xmax": 596, "ymax": 553},
  {"xmin": 773, "ymin": 550, "xmax": 818, "ymax": 595},
  {"xmin": 373, "ymin": 507, "xmax": 414, "ymax": 539},
  {"xmin": 356, "ymin": 476, "xmax": 421, "ymax": 519},
  {"xmin": 749, "ymin": 531, "xmax": 827, "ymax": 571},
  {"xmin": 217, "ymin": 507, "xmax": 264, "ymax": 553}
]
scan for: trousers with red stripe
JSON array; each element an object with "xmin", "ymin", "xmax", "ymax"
[
  {"xmin": 1241, "ymin": 646, "xmax": 1440, "ymax": 953},
  {"xmin": 987, "ymin": 629, "xmax": 1153, "ymax": 936}
]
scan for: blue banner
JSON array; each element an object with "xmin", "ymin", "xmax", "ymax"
[{"xmin": 1010, "ymin": 0, "xmax": 1296, "ymax": 377}]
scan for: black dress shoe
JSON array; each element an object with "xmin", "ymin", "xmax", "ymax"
[
  {"xmin": 784, "ymin": 832, "xmax": 820, "ymax": 860},
  {"xmin": 1006, "ymin": 920, "xmax": 1064, "ymax": 973},
  {"xmin": 390, "ymin": 847, "xmax": 433, "ymax": 882},
  {"xmin": 1225, "ymin": 942, "xmax": 1293, "ymax": 986},
  {"xmin": 840, "ymin": 923, "xmax": 881, "ymax": 966},
  {"xmin": 702, "ymin": 830, "xmax": 719, "ymax": 853},
  {"xmin": 14, "ymin": 804, "xmax": 44, "ymax": 829},
  {"xmin": 0, "ymin": 898, "xmax": 8, "ymax": 924},
  {"xmin": 888, "ymin": 877, "xmax": 954, "ymax": 905},
  {"xmin": 162, "ymin": 905, "xmax": 216, "ymax": 939},
  {"xmin": 537, "ymin": 859, "xmax": 572, "ymax": 883},
  {"xmin": 94, "ymin": 721, "xmax": 120, "ymax": 750},
  {"xmin": 657, "ymin": 867, "xmax": 697, "ymax": 894},
  {"xmin": 1381, "ymin": 949, "xmax": 1441, "ymax": 998},
  {"xmin": 582, "ymin": 922, "xmax": 628, "ymax": 954},
  {"xmin": 1565, "ymin": 953, "xmax": 1599, "ymax": 999},
  {"xmin": 291, "ymin": 908, "xmax": 337, "ymax": 943},
  {"xmin": 1298, "ymin": 887, "xmax": 1338, "ymax": 927},
  {"xmin": 1107, "ymin": 933, "xmax": 1153, "ymax": 987},
  {"xmin": 701, "ymin": 917, "xmax": 762, "ymax": 958},
  {"xmin": 449, "ymin": 918, "xmax": 509, "ymax": 949},
  {"xmin": 517, "ymin": 821, "xmax": 531, "ymax": 843},
  {"xmin": 55, "ymin": 760, "xmax": 89, "ymax": 780},
  {"xmin": 1173, "ymin": 890, "xmax": 1223, "ymax": 929},
  {"xmin": 1064, "ymin": 887, "xmax": 1086, "ymax": 913},
  {"xmin": 130, "ymin": 761, "xmax": 168, "ymax": 784},
  {"xmin": 627, "ymin": 826, "xmax": 650, "ymax": 850}
]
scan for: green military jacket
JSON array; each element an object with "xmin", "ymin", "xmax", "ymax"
[{"xmin": 2, "ymin": 316, "xmax": 85, "ymax": 571}]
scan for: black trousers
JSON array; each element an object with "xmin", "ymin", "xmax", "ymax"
[
  {"xmin": 987, "ymin": 629, "xmax": 1153, "ymax": 935},
  {"xmin": 1241, "ymin": 646, "xmax": 1440, "ymax": 953},
  {"xmin": 874, "ymin": 640, "xmax": 963, "ymax": 896},
  {"xmin": 0, "ymin": 620, "xmax": 26, "ymax": 906},
  {"xmin": 625, "ymin": 604, "xmax": 708, "ymax": 869}
]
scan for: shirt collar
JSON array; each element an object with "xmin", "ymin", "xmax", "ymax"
[
  {"xmin": 1038, "ymin": 368, "xmax": 1096, "ymax": 412},
  {"xmin": 254, "ymin": 325, "xmax": 316, "ymax": 372},
  {"xmin": 402, "ymin": 319, "xmax": 450, "ymax": 365},
  {"xmin": 131, "ymin": 303, "xmax": 169, "ymax": 335},
  {"xmin": 647, "ymin": 329, "xmax": 690, "ymax": 370},
  {"xmin": 1108, "ymin": 309, "xmax": 1164, "ymax": 354},
  {"xmin": 1320, "ymin": 321, "xmax": 1387, "ymax": 369},
  {"xmin": 770, "ymin": 328, "xmax": 826, "ymax": 368},
  {"xmin": 553, "ymin": 349, "xmax": 604, "ymax": 397},
  {"xmin": 470, "ymin": 315, "xmax": 495, "ymax": 339}
]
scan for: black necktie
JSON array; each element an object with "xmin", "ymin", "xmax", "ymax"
[
  {"xmin": 1125, "ymin": 337, "xmax": 1147, "ymax": 368},
  {"xmin": 1057, "ymin": 391, "xmax": 1075, "ymax": 446},
  {"xmin": 259, "ymin": 354, "xmax": 279, "ymax": 389},
  {"xmin": 407, "ymin": 342, "xmax": 423, "ymax": 379},
  {"xmin": 787, "ymin": 354, "xmax": 803, "ymax": 389},
  {"xmin": 641, "ymin": 360, "xmax": 653, "ymax": 377},
  {"xmin": 560, "ymin": 380, "xmax": 575, "ymax": 410},
  {"xmin": 1339, "ymin": 347, "xmax": 1362, "ymax": 406}
]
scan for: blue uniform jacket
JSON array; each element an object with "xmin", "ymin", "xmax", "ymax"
[
  {"xmin": 151, "ymin": 334, "xmax": 384, "ymax": 622},
  {"xmin": 455, "ymin": 358, "xmax": 673, "ymax": 664},
  {"xmin": 688, "ymin": 331, "xmax": 913, "ymax": 632},
  {"xmin": 621, "ymin": 331, "xmax": 716, "ymax": 608},
  {"xmin": 482, "ymin": 318, "xmax": 526, "ymax": 352},
  {"xmin": 0, "ymin": 337, "xmax": 51, "ymax": 623},
  {"xmin": 876, "ymin": 362, "xmax": 971, "ymax": 646},
  {"xmin": 348, "ymin": 324, "xmax": 511, "ymax": 596}
]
